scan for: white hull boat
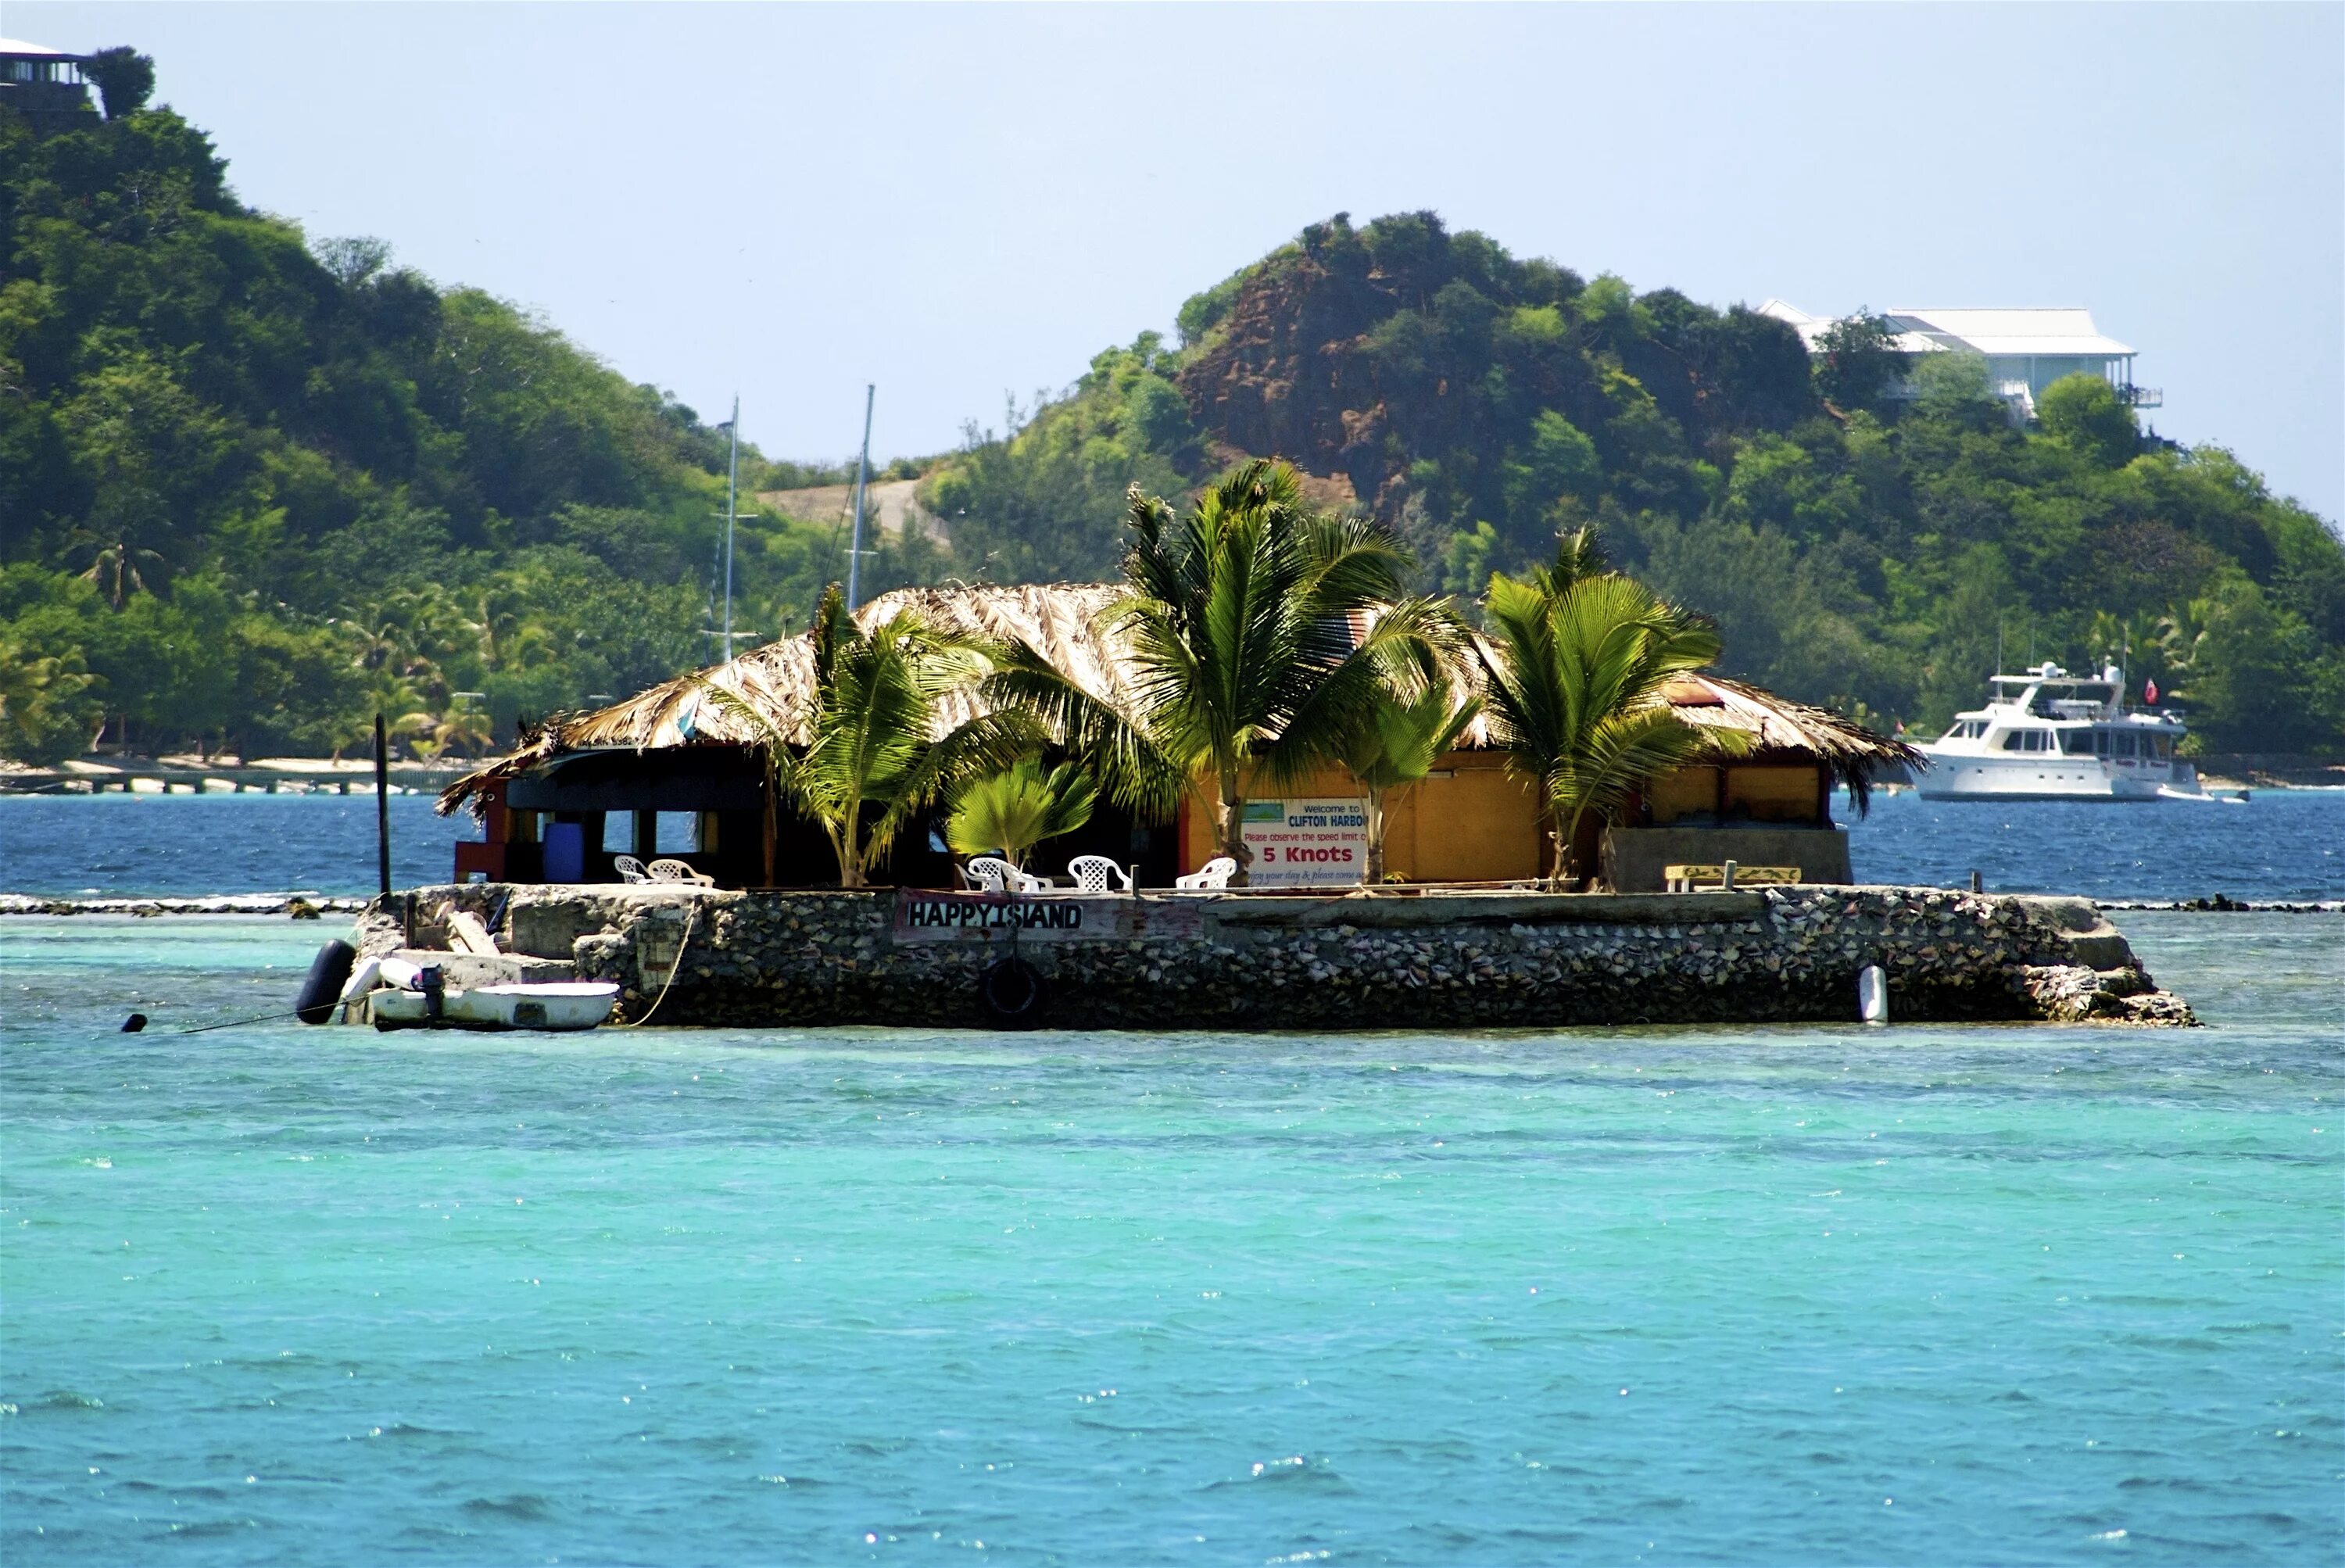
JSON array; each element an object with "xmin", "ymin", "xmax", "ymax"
[
  {"xmin": 355, "ymin": 960, "xmax": 620, "ymax": 1031},
  {"xmin": 1914, "ymin": 662, "xmax": 2211, "ymax": 804}
]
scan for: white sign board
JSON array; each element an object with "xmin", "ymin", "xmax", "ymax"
[{"xmin": 1241, "ymin": 798, "xmax": 1369, "ymax": 888}]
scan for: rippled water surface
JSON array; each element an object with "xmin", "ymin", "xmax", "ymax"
[{"xmin": 2, "ymin": 913, "xmax": 2338, "ymax": 1565}]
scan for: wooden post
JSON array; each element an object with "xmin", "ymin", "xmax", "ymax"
[
  {"xmin": 761, "ymin": 779, "xmax": 778, "ymax": 889},
  {"xmin": 374, "ymin": 713, "xmax": 392, "ymax": 896}
]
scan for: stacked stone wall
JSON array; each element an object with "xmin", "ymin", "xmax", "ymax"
[{"xmin": 357, "ymin": 883, "xmax": 2193, "ymax": 1029}]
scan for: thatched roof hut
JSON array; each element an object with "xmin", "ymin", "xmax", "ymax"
[
  {"xmin": 439, "ymin": 584, "xmax": 1109, "ymax": 814},
  {"xmin": 439, "ymin": 580, "xmax": 1916, "ymax": 819}
]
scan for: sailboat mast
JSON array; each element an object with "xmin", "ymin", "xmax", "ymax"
[
  {"xmin": 847, "ymin": 384, "xmax": 875, "ymax": 611},
  {"xmin": 722, "ymin": 393, "xmax": 739, "ymax": 660}
]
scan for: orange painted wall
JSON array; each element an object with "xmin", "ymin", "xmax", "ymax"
[
  {"xmin": 1724, "ymin": 764, "xmax": 1822, "ymax": 822},
  {"xmin": 1647, "ymin": 766, "xmax": 1721, "ymax": 824},
  {"xmin": 1172, "ymin": 757, "xmax": 1831, "ymax": 880},
  {"xmin": 1176, "ymin": 753, "xmax": 1545, "ymax": 882}
]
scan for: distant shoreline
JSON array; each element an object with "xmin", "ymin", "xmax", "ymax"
[{"xmin": 0, "ymin": 894, "xmax": 371, "ymax": 916}]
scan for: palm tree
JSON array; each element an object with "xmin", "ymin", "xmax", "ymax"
[
  {"xmin": 70, "ymin": 528, "xmax": 166, "ymax": 609},
  {"xmin": 433, "ymin": 703, "xmax": 496, "ymax": 759},
  {"xmin": 1477, "ymin": 531, "xmax": 1744, "ymax": 886},
  {"xmin": 944, "ymin": 758, "xmax": 1098, "ymax": 868},
  {"xmin": 388, "ymin": 709, "xmax": 443, "ymax": 761},
  {"xmin": 1338, "ymin": 682, "xmax": 1482, "ymax": 883},
  {"xmin": 1001, "ymin": 460, "xmax": 1445, "ymax": 886},
  {"xmin": 0, "ymin": 635, "xmax": 102, "ymax": 767},
  {"xmin": 700, "ymin": 585, "xmax": 1031, "ymax": 887}
]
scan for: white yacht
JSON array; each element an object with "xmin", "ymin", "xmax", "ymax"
[{"xmin": 1915, "ymin": 663, "xmax": 2205, "ymax": 802}]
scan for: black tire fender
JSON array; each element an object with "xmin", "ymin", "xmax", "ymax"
[
  {"xmin": 294, "ymin": 939, "xmax": 356, "ymax": 1025},
  {"xmin": 979, "ymin": 955, "xmax": 1046, "ymax": 1029}
]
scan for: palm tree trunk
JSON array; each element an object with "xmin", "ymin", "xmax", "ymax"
[
  {"xmin": 1557, "ymin": 804, "xmax": 1590, "ymax": 890},
  {"xmin": 1362, "ymin": 786, "xmax": 1387, "ymax": 884},
  {"xmin": 1216, "ymin": 768, "xmax": 1249, "ymax": 886},
  {"xmin": 830, "ymin": 797, "xmax": 863, "ymax": 888}
]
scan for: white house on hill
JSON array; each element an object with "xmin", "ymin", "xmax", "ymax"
[{"xmin": 1756, "ymin": 301, "xmax": 2160, "ymax": 421}]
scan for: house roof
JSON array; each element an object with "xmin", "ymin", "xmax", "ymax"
[
  {"xmin": 0, "ymin": 39, "xmax": 84, "ymax": 58},
  {"xmin": 1885, "ymin": 307, "xmax": 2134, "ymax": 358},
  {"xmin": 439, "ymin": 581, "xmax": 1918, "ymax": 814},
  {"xmin": 1758, "ymin": 299, "xmax": 2133, "ymax": 360},
  {"xmin": 1754, "ymin": 299, "xmax": 1939, "ymax": 355}
]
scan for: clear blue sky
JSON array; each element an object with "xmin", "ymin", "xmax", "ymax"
[{"xmin": 18, "ymin": 2, "xmax": 2343, "ymax": 521}]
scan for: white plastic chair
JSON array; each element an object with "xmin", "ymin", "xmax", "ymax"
[
  {"xmin": 964, "ymin": 855, "xmax": 1045, "ymax": 893},
  {"xmin": 1174, "ymin": 856, "xmax": 1237, "ymax": 890},
  {"xmin": 612, "ymin": 854, "xmax": 651, "ymax": 884},
  {"xmin": 1066, "ymin": 854, "xmax": 1134, "ymax": 893},
  {"xmin": 646, "ymin": 857, "xmax": 714, "ymax": 886}
]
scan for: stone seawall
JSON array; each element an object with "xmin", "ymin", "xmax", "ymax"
[{"xmin": 355, "ymin": 883, "xmax": 2194, "ymax": 1029}]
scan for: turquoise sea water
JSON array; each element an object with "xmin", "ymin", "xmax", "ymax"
[{"xmin": 2, "ymin": 914, "xmax": 2338, "ymax": 1564}]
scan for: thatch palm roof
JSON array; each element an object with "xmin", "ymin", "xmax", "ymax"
[{"xmin": 439, "ymin": 581, "xmax": 1917, "ymax": 814}]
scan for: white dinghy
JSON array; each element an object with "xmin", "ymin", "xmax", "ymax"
[
  {"xmin": 348, "ymin": 958, "xmax": 619, "ymax": 1032},
  {"xmin": 371, "ymin": 981, "xmax": 620, "ymax": 1031}
]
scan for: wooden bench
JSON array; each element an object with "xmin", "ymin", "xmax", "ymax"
[{"xmin": 1664, "ymin": 863, "xmax": 1802, "ymax": 892}]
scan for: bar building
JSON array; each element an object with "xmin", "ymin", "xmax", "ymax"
[{"xmin": 439, "ymin": 584, "xmax": 1914, "ymax": 893}]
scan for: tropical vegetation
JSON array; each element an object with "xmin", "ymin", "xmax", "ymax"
[
  {"xmin": 0, "ymin": 66, "xmax": 928, "ymax": 765},
  {"xmin": 699, "ymin": 587, "xmax": 1026, "ymax": 888},
  {"xmin": 957, "ymin": 471, "xmax": 1728, "ymax": 891},
  {"xmin": 922, "ymin": 216, "xmax": 2345, "ymax": 757},
  {"xmin": 1474, "ymin": 532, "xmax": 1746, "ymax": 883},
  {"xmin": 943, "ymin": 758, "xmax": 1098, "ymax": 869},
  {"xmin": 1067, "ymin": 462, "xmax": 1450, "ymax": 884},
  {"xmin": 1337, "ymin": 681, "xmax": 1480, "ymax": 884},
  {"xmin": 7, "ymin": 70, "xmax": 2340, "ymax": 767}
]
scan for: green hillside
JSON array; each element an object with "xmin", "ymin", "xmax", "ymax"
[
  {"xmin": 926, "ymin": 213, "xmax": 2345, "ymax": 754},
  {"xmin": 5, "ymin": 80, "xmax": 2340, "ymax": 764},
  {"xmin": 0, "ymin": 78, "xmax": 930, "ymax": 765}
]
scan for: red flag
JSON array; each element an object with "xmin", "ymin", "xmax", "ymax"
[{"xmin": 2143, "ymin": 677, "xmax": 2160, "ymax": 705}]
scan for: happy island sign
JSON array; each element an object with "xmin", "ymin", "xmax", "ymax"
[{"xmin": 892, "ymin": 890, "xmax": 1203, "ymax": 943}]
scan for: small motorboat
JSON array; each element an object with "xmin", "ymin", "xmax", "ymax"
[
  {"xmin": 2157, "ymin": 784, "xmax": 2251, "ymax": 804},
  {"xmin": 345, "ymin": 956, "xmax": 619, "ymax": 1032},
  {"xmin": 371, "ymin": 981, "xmax": 620, "ymax": 1031}
]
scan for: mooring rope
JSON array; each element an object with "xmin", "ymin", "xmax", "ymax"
[
  {"xmin": 134, "ymin": 985, "xmax": 401, "ymax": 1036},
  {"xmin": 614, "ymin": 904, "xmax": 700, "ymax": 1029}
]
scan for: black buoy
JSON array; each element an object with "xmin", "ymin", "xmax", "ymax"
[
  {"xmin": 293, "ymin": 939, "xmax": 357, "ymax": 1025},
  {"xmin": 121, "ymin": 1013, "xmax": 147, "ymax": 1033},
  {"xmin": 979, "ymin": 955, "xmax": 1047, "ymax": 1029}
]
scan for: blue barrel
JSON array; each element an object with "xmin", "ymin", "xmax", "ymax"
[{"xmin": 542, "ymin": 821, "xmax": 585, "ymax": 882}]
